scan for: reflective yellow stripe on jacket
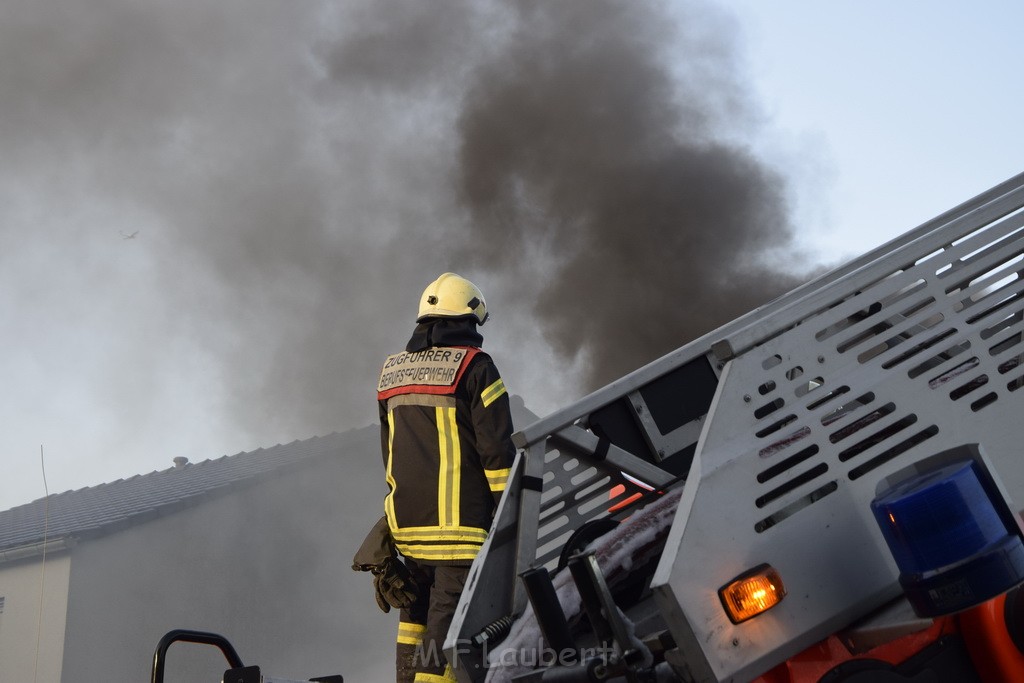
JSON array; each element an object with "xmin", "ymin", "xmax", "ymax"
[
  {"xmin": 481, "ymin": 378, "xmax": 506, "ymax": 407},
  {"xmin": 484, "ymin": 467, "xmax": 510, "ymax": 493},
  {"xmin": 436, "ymin": 406, "xmax": 460, "ymax": 527},
  {"xmin": 384, "ymin": 410, "xmax": 398, "ymax": 526},
  {"xmin": 390, "ymin": 525, "xmax": 488, "ymax": 561}
]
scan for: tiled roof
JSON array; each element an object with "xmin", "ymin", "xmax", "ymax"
[{"xmin": 0, "ymin": 427, "xmax": 376, "ymax": 556}]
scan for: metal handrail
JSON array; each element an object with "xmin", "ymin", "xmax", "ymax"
[{"xmin": 150, "ymin": 629, "xmax": 244, "ymax": 683}]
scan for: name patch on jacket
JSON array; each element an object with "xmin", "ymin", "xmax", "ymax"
[{"xmin": 378, "ymin": 347, "xmax": 479, "ymax": 399}]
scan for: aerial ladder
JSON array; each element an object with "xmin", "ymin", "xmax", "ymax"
[{"xmin": 447, "ymin": 170, "xmax": 1024, "ymax": 683}]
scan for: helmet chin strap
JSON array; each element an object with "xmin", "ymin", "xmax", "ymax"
[{"xmin": 466, "ymin": 297, "xmax": 489, "ymax": 325}]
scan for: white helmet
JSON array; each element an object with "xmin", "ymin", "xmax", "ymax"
[{"xmin": 417, "ymin": 272, "xmax": 489, "ymax": 325}]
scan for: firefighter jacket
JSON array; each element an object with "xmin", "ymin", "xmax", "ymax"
[{"xmin": 378, "ymin": 333, "xmax": 516, "ymax": 565}]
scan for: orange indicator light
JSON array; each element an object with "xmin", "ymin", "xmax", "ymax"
[{"xmin": 719, "ymin": 564, "xmax": 786, "ymax": 624}]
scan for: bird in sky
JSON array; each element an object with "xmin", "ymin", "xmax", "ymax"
[{"xmin": 120, "ymin": 230, "xmax": 139, "ymax": 240}]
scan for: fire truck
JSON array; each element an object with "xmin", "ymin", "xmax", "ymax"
[
  {"xmin": 444, "ymin": 170, "xmax": 1024, "ymax": 682},
  {"xmin": 151, "ymin": 171, "xmax": 1024, "ymax": 682}
]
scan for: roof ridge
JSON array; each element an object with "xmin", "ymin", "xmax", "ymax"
[{"xmin": 0, "ymin": 427, "xmax": 376, "ymax": 556}]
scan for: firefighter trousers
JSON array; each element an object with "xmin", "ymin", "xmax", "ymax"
[{"xmin": 395, "ymin": 560, "xmax": 470, "ymax": 683}]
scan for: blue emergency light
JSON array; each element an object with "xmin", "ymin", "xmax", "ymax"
[{"xmin": 870, "ymin": 459, "xmax": 1024, "ymax": 617}]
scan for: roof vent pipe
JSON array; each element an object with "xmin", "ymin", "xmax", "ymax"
[{"xmin": 173, "ymin": 457, "xmax": 189, "ymax": 469}]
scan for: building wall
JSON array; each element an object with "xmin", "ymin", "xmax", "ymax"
[
  {"xmin": 0, "ymin": 552, "xmax": 71, "ymax": 683},
  {"xmin": 60, "ymin": 433, "xmax": 398, "ymax": 682}
]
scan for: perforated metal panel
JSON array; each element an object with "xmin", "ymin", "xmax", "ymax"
[
  {"xmin": 656, "ymin": 181, "xmax": 1024, "ymax": 682},
  {"xmin": 738, "ymin": 200, "xmax": 1024, "ymax": 539},
  {"xmin": 535, "ymin": 446, "xmax": 628, "ymax": 567}
]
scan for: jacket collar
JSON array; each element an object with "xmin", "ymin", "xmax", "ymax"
[{"xmin": 405, "ymin": 318, "xmax": 483, "ymax": 352}]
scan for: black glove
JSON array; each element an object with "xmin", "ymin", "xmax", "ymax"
[
  {"xmin": 352, "ymin": 516, "xmax": 396, "ymax": 570},
  {"xmin": 371, "ymin": 557, "xmax": 418, "ymax": 613},
  {"xmin": 352, "ymin": 516, "xmax": 418, "ymax": 612}
]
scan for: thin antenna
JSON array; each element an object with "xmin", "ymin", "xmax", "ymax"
[{"xmin": 34, "ymin": 445, "xmax": 50, "ymax": 683}]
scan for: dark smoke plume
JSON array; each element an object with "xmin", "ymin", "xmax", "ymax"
[
  {"xmin": 0, "ymin": 0, "xmax": 816, "ymax": 506},
  {"xmin": 454, "ymin": 1, "xmax": 811, "ymax": 389}
]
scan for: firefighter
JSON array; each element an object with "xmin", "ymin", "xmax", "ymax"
[{"xmin": 359, "ymin": 272, "xmax": 517, "ymax": 683}]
